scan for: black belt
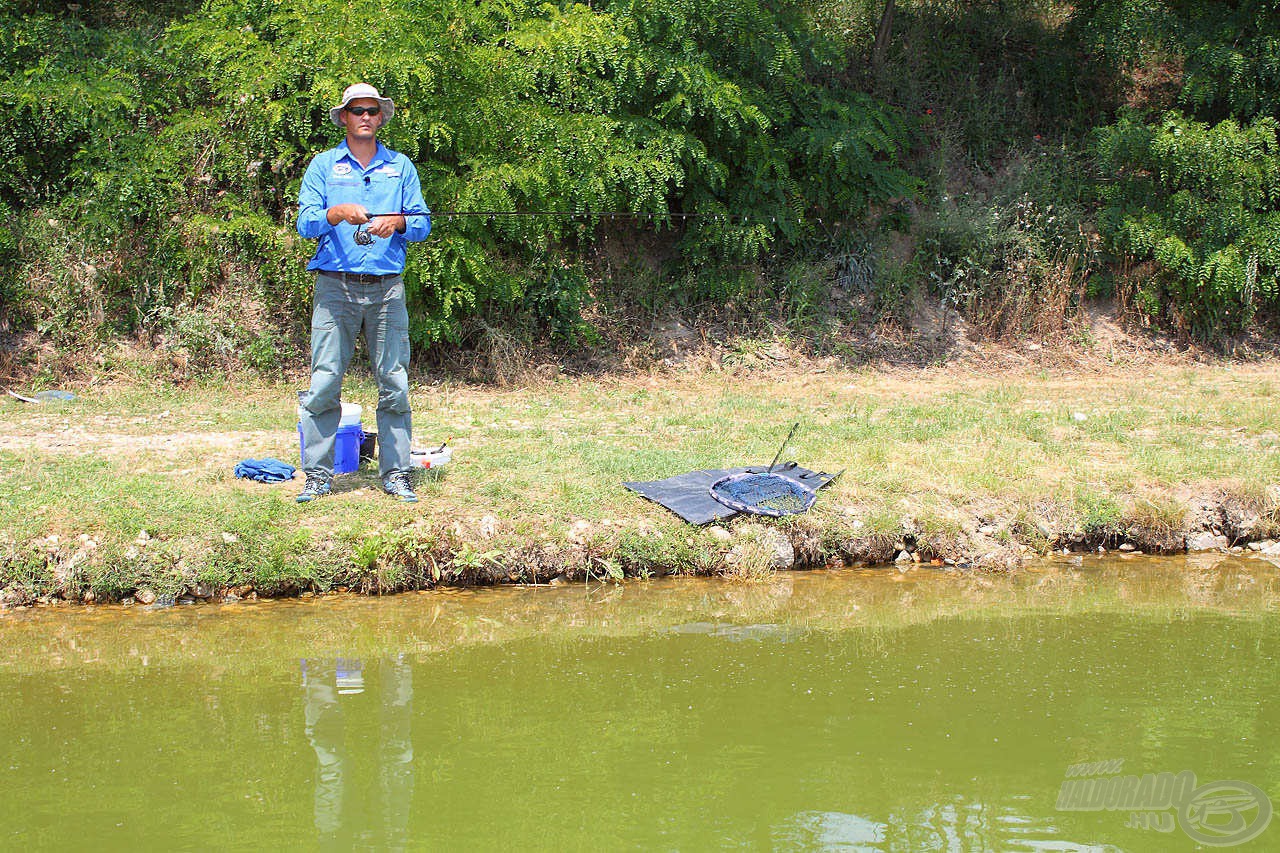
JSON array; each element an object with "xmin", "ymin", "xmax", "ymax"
[{"xmin": 318, "ymin": 270, "xmax": 401, "ymax": 284}]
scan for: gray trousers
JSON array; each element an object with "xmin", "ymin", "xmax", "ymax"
[{"xmin": 300, "ymin": 271, "xmax": 412, "ymax": 478}]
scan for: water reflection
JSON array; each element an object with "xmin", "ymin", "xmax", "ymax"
[
  {"xmin": 302, "ymin": 656, "xmax": 414, "ymax": 848},
  {"xmin": 0, "ymin": 557, "xmax": 1276, "ymax": 850},
  {"xmin": 777, "ymin": 810, "xmax": 887, "ymax": 850},
  {"xmin": 668, "ymin": 622, "xmax": 804, "ymax": 642},
  {"xmin": 775, "ymin": 800, "xmax": 1125, "ymax": 851}
]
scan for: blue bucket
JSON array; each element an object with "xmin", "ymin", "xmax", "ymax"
[{"xmin": 298, "ymin": 422, "xmax": 366, "ymax": 475}]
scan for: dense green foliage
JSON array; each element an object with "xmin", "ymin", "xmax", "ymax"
[
  {"xmin": 5, "ymin": 0, "xmax": 1280, "ymax": 370},
  {"xmin": 1097, "ymin": 112, "xmax": 1280, "ymax": 335},
  {"xmin": 1084, "ymin": 0, "xmax": 1280, "ymax": 337},
  {"xmin": 1, "ymin": 0, "xmax": 915, "ymax": 362}
]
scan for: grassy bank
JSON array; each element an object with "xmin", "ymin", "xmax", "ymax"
[{"xmin": 4, "ymin": 358, "xmax": 1280, "ymax": 604}]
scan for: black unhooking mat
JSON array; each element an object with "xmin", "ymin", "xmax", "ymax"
[{"xmin": 624, "ymin": 462, "xmax": 839, "ymax": 525}]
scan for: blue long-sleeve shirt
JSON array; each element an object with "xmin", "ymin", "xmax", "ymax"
[{"xmin": 297, "ymin": 140, "xmax": 431, "ymax": 275}]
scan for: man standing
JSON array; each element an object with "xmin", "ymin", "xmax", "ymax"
[{"xmin": 295, "ymin": 83, "xmax": 431, "ymax": 503}]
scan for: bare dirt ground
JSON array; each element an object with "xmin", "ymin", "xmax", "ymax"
[{"xmin": 0, "ymin": 295, "xmax": 1255, "ymax": 451}]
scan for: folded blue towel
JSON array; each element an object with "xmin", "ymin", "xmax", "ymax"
[{"xmin": 234, "ymin": 458, "xmax": 298, "ymax": 483}]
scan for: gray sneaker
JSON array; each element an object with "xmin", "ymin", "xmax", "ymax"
[
  {"xmin": 296, "ymin": 472, "xmax": 332, "ymax": 503},
  {"xmin": 382, "ymin": 470, "xmax": 418, "ymax": 503}
]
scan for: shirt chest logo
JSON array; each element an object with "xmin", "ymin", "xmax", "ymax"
[
  {"xmin": 374, "ymin": 165, "xmax": 400, "ymax": 177},
  {"xmin": 332, "ymin": 162, "xmax": 353, "ymax": 176}
]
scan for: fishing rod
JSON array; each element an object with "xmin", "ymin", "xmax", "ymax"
[{"xmin": 352, "ymin": 209, "xmax": 815, "ymax": 244}]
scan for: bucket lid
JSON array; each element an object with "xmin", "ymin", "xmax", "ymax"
[{"xmin": 296, "ymin": 401, "xmax": 363, "ymax": 426}]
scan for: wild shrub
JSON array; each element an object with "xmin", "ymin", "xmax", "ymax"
[
  {"xmin": 864, "ymin": 1, "xmax": 1105, "ymax": 158},
  {"xmin": 1077, "ymin": 0, "xmax": 1280, "ymax": 122},
  {"xmin": 0, "ymin": 6, "xmax": 186, "ymax": 207},
  {"xmin": 1076, "ymin": 492, "xmax": 1125, "ymax": 542},
  {"xmin": 811, "ymin": 2, "xmax": 1109, "ymax": 340},
  {"xmin": 1081, "ymin": 0, "xmax": 1280, "ymax": 340},
  {"xmin": 1095, "ymin": 112, "xmax": 1280, "ymax": 338},
  {"xmin": 3, "ymin": 0, "xmax": 917, "ymax": 369},
  {"xmin": 918, "ymin": 151, "xmax": 1098, "ymax": 339}
]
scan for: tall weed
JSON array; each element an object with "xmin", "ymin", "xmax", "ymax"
[{"xmin": 919, "ymin": 150, "xmax": 1099, "ymax": 339}]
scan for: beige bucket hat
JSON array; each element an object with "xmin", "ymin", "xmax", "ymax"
[{"xmin": 329, "ymin": 83, "xmax": 395, "ymax": 126}]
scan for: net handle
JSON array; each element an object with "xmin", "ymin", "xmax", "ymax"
[{"xmin": 767, "ymin": 423, "xmax": 800, "ymax": 474}]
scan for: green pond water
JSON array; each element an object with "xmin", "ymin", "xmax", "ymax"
[{"xmin": 1, "ymin": 555, "xmax": 1278, "ymax": 851}]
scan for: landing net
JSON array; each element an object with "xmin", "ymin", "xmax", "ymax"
[{"xmin": 708, "ymin": 472, "xmax": 818, "ymax": 518}]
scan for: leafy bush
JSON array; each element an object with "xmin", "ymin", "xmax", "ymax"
[
  {"xmin": 1081, "ymin": 0, "xmax": 1280, "ymax": 339},
  {"xmin": 1, "ymin": 0, "xmax": 917, "ymax": 365},
  {"xmin": 1096, "ymin": 111, "xmax": 1280, "ymax": 338},
  {"xmin": 1077, "ymin": 0, "xmax": 1280, "ymax": 121},
  {"xmin": 865, "ymin": 1, "xmax": 1106, "ymax": 160},
  {"xmin": 0, "ymin": 7, "xmax": 186, "ymax": 207}
]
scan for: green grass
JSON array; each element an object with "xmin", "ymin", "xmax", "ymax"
[{"xmin": 5, "ymin": 361, "xmax": 1280, "ymax": 598}]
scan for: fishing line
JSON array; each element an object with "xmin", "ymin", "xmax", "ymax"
[{"xmin": 352, "ymin": 210, "xmax": 819, "ymax": 244}]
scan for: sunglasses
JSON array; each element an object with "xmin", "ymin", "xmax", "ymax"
[{"xmin": 344, "ymin": 105, "xmax": 381, "ymax": 117}]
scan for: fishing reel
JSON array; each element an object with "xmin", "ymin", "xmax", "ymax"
[{"xmin": 354, "ymin": 213, "xmax": 422, "ymax": 244}]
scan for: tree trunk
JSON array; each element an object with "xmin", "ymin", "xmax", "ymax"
[{"xmin": 871, "ymin": 0, "xmax": 896, "ymax": 73}]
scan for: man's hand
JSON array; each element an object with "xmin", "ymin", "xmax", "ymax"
[
  {"xmin": 326, "ymin": 203, "xmax": 371, "ymax": 226},
  {"xmin": 363, "ymin": 215, "xmax": 406, "ymax": 239}
]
